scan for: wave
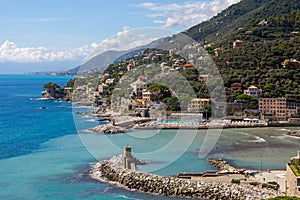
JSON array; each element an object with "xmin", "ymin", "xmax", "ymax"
[
  {"xmin": 115, "ymin": 195, "xmax": 142, "ymax": 200},
  {"xmin": 30, "ymin": 97, "xmax": 50, "ymax": 101},
  {"xmin": 85, "ymin": 119, "xmax": 98, "ymax": 122},
  {"xmin": 243, "ymin": 136, "xmax": 266, "ymax": 143},
  {"xmin": 278, "ymin": 128, "xmax": 290, "ymax": 132}
]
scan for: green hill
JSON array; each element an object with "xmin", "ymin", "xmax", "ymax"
[{"xmin": 184, "ymin": 0, "xmax": 300, "ymax": 102}]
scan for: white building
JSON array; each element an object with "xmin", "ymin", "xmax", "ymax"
[{"xmin": 244, "ymin": 85, "xmax": 262, "ymax": 98}]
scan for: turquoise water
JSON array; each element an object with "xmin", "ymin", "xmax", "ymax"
[{"xmin": 1, "ymin": 74, "xmax": 300, "ymax": 199}]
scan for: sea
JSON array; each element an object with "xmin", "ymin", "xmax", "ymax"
[{"xmin": 0, "ymin": 74, "xmax": 300, "ymax": 200}]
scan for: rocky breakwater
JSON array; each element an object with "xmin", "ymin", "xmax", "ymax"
[
  {"xmin": 208, "ymin": 158, "xmax": 242, "ymax": 173},
  {"xmin": 90, "ymin": 157, "xmax": 275, "ymax": 200},
  {"xmin": 87, "ymin": 124, "xmax": 126, "ymax": 134}
]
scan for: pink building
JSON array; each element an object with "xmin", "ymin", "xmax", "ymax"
[{"xmin": 259, "ymin": 98, "xmax": 297, "ymax": 119}]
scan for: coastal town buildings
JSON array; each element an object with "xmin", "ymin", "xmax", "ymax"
[
  {"xmin": 286, "ymin": 151, "xmax": 300, "ymax": 197},
  {"xmin": 131, "ymin": 79, "xmax": 147, "ymax": 97},
  {"xmin": 188, "ymin": 98, "xmax": 210, "ymax": 113},
  {"xmin": 244, "ymin": 85, "xmax": 262, "ymax": 98},
  {"xmin": 142, "ymin": 90, "xmax": 152, "ymax": 103},
  {"xmin": 258, "ymin": 98, "xmax": 298, "ymax": 119}
]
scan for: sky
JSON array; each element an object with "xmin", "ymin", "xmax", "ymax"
[{"xmin": 0, "ymin": 0, "xmax": 240, "ymax": 74}]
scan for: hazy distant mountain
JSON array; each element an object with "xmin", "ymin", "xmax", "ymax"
[{"xmin": 77, "ymin": 38, "xmax": 164, "ymax": 75}]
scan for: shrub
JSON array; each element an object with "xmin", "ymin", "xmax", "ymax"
[{"xmin": 231, "ymin": 179, "xmax": 241, "ymax": 184}]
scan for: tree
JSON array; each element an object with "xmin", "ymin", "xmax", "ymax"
[
  {"xmin": 204, "ymin": 105, "xmax": 212, "ymax": 119},
  {"xmin": 44, "ymin": 82, "xmax": 61, "ymax": 91},
  {"xmin": 148, "ymin": 83, "xmax": 172, "ymax": 101},
  {"xmin": 162, "ymin": 96, "xmax": 180, "ymax": 111},
  {"xmin": 236, "ymin": 94, "xmax": 252, "ymax": 101},
  {"xmin": 65, "ymin": 78, "xmax": 75, "ymax": 88},
  {"xmin": 263, "ymin": 83, "xmax": 275, "ymax": 91}
]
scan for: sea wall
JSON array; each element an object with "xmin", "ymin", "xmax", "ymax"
[{"xmin": 90, "ymin": 157, "xmax": 275, "ymax": 200}]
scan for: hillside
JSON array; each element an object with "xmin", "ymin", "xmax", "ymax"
[
  {"xmin": 186, "ymin": 0, "xmax": 300, "ymax": 42},
  {"xmin": 184, "ymin": 0, "xmax": 300, "ymax": 102},
  {"xmin": 71, "ymin": 0, "xmax": 300, "ymax": 107}
]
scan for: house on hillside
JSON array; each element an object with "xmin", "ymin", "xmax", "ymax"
[
  {"xmin": 131, "ymin": 79, "xmax": 147, "ymax": 97},
  {"xmin": 230, "ymin": 83, "xmax": 242, "ymax": 90},
  {"xmin": 188, "ymin": 98, "xmax": 210, "ymax": 113},
  {"xmin": 233, "ymin": 40, "xmax": 243, "ymax": 49},
  {"xmin": 243, "ymin": 85, "xmax": 262, "ymax": 98}
]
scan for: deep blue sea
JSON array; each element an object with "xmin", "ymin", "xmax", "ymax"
[{"xmin": 1, "ymin": 74, "xmax": 300, "ymax": 200}]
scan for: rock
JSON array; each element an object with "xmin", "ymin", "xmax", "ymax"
[
  {"xmin": 288, "ymin": 130, "xmax": 300, "ymax": 137},
  {"xmin": 87, "ymin": 124, "xmax": 126, "ymax": 134}
]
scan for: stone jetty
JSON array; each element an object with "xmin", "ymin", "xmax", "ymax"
[
  {"xmin": 207, "ymin": 158, "xmax": 241, "ymax": 173},
  {"xmin": 87, "ymin": 124, "xmax": 126, "ymax": 134},
  {"xmin": 90, "ymin": 156, "xmax": 275, "ymax": 200}
]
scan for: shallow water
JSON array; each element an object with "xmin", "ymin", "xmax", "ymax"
[{"xmin": 0, "ymin": 74, "xmax": 299, "ymax": 199}]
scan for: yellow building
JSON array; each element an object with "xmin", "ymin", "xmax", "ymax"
[
  {"xmin": 286, "ymin": 151, "xmax": 300, "ymax": 197},
  {"xmin": 142, "ymin": 90, "xmax": 152, "ymax": 103},
  {"xmin": 188, "ymin": 98, "xmax": 210, "ymax": 113}
]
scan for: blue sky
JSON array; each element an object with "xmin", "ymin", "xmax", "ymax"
[{"xmin": 0, "ymin": 0, "xmax": 240, "ymax": 74}]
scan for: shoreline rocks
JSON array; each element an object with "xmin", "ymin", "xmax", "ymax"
[
  {"xmin": 288, "ymin": 130, "xmax": 300, "ymax": 137},
  {"xmin": 90, "ymin": 157, "xmax": 276, "ymax": 200},
  {"xmin": 87, "ymin": 124, "xmax": 126, "ymax": 134}
]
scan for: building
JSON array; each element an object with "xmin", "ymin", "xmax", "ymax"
[
  {"xmin": 244, "ymin": 85, "xmax": 262, "ymax": 98},
  {"xmin": 258, "ymin": 98, "xmax": 298, "ymax": 119},
  {"xmin": 286, "ymin": 151, "xmax": 300, "ymax": 197},
  {"xmin": 230, "ymin": 83, "xmax": 242, "ymax": 90},
  {"xmin": 105, "ymin": 78, "xmax": 115, "ymax": 85},
  {"xmin": 130, "ymin": 79, "xmax": 147, "ymax": 96},
  {"xmin": 188, "ymin": 98, "xmax": 210, "ymax": 113},
  {"xmin": 142, "ymin": 90, "xmax": 152, "ymax": 103},
  {"xmin": 127, "ymin": 64, "xmax": 134, "ymax": 71},
  {"xmin": 233, "ymin": 40, "xmax": 244, "ymax": 49},
  {"xmin": 183, "ymin": 63, "xmax": 194, "ymax": 68},
  {"xmin": 198, "ymin": 74, "xmax": 213, "ymax": 82},
  {"xmin": 214, "ymin": 48, "xmax": 223, "ymax": 57}
]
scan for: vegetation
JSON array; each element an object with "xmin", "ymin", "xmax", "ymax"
[
  {"xmin": 249, "ymin": 182, "xmax": 260, "ymax": 186},
  {"xmin": 262, "ymin": 182, "xmax": 279, "ymax": 191},
  {"xmin": 43, "ymin": 82, "xmax": 61, "ymax": 91},
  {"xmin": 71, "ymin": 0, "xmax": 300, "ymax": 110},
  {"xmin": 231, "ymin": 179, "xmax": 240, "ymax": 184},
  {"xmin": 185, "ymin": 0, "xmax": 300, "ymax": 102},
  {"xmin": 268, "ymin": 197, "xmax": 300, "ymax": 200},
  {"xmin": 65, "ymin": 78, "xmax": 75, "ymax": 88},
  {"xmin": 162, "ymin": 96, "xmax": 180, "ymax": 111},
  {"xmin": 291, "ymin": 165, "xmax": 300, "ymax": 176},
  {"xmin": 148, "ymin": 83, "xmax": 172, "ymax": 101}
]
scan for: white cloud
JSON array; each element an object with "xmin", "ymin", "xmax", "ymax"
[
  {"xmin": 136, "ymin": 0, "xmax": 241, "ymax": 27},
  {"xmin": 0, "ymin": 27, "xmax": 158, "ymax": 63}
]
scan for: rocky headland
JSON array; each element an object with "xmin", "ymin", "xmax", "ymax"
[{"xmin": 90, "ymin": 156, "xmax": 275, "ymax": 200}]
